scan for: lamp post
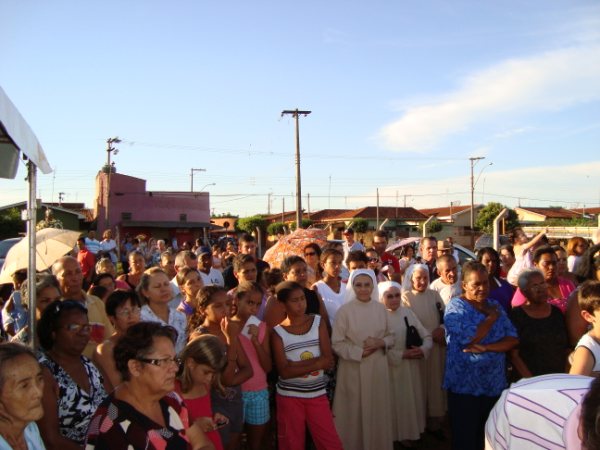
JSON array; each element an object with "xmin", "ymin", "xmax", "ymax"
[
  {"xmin": 190, "ymin": 168, "xmax": 206, "ymax": 192},
  {"xmin": 105, "ymin": 137, "xmax": 121, "ymax": 230},
  {"xmin": 469, "ymin": 157, "xmax": 492, "ymax": 247},
  {"xmin": 199, "ymin": 182, "xmax": 216, "ymax": 192}
]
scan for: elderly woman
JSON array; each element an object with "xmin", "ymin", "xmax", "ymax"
[
  {"xmin": 11, "ymin": 274, "xmax": 62, "ymax": 344},
  {"xmin": 95, "ymin": 257, "xmax": 130, "ymax": 291},
  {"xmin": 332, "ymin": 269, "xmax": 394, "ymax": 450},
  {"xmin": 379, "ymin": 281, "xmax": 432, "ymax": 447},
  {"xmin": 0, "ymin": 343, "xmax": 45, "ymax": 449},
  {"xmin": 512, "ymin": 246, "xmax": 576, "ymax": 313},
  {"xmin": 117, "ymin": 251, "xmax": 146, "ymax": 291},
  {"xmin": 86, "ymin": 322, "xmax": 213, "ymax": 449},
  {"xmin": 509, "ymin": 269, "xmax": 569, "ymax": 379},
  {"xmin": 93, "ymin": 290, "xmax": 142, "ymax": 388},
  {"xmin": 477, "ymin": 247, "xmax": 514, "ymax": 313},
  {"xmin": 138, "ymin": 267, "xmax": 187, "ymax": 354},
  {"xmin": 444, "ymin": 261, "xmax": 518, "ymax": 450},
  {"xmin": 37, "ymin": 300, "xmax": 109, "ymax": 449},
  {"xmin": 99, "ymin": 229, "xmax": 118, "ymax": 264}
]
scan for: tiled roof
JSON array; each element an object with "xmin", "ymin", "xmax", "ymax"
[
  {"xmin": 329, "ymin": 206, "xmax": 427, "ymax": 221},
  {"xmin": 419, "ymin": 205, "xmax": 473, "ymax": 217},
  {"xmin": 516, "ymin": 207, "xmax": 580, "ymax": 219},
  {"xmin": 307, "ymin": 209, "xmax": 352, "ymax": 221},
  {"xmin": 570, "ymin": 207, "xmax": 600, "ymax": 215}
]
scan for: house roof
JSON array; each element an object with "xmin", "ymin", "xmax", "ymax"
[
  {"xmin": 515, "ymin": 207, "xmax": 580, "ymax": 220},
  {"xmin": 329, "ymin": 206, "xmax": 427, "ymax": 221},
  {"xmin": 307, "ymin": 209, "xmax": 352, "ymax": 221},
  {"xmin": 570, "ymin": 207, "xmax": 600, "ymax": 216},
  {"xmin": 419, "ymin": 205, "xmax": 475, "ymax": 218},
  {"xmin": 0, "ymin": 201, "xmax": 85, "ymax": 220}
]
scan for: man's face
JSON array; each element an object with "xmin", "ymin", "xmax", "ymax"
[
  {"xmin": 438, "ymin": 260, "xmax": 458, "ymax": 285},
  {"xmin": 160, "ymin": 255, "xmax": 176, "ymax": 278},
  {"xmin": 199, "ymin": 254, "xmax": 212, "ymax": 271},
  {"xmin": 372, "ymin": 236, "xmax": 387, "ymax": 255},
  {"xmin": 235, "ymin": 262, "xmax": 257, "ymax": 282},
  {"xmin": 184, "ymin": 255, "xmax": 198, "ymax": 270},
  {"xmin": 88, "ymin": 231, "xmax": 96, "ymax": 240},
  {"xmin": 420, "ymin": 239, "xmax": 438, "ymax": 263},
  {"xmin": 343, "ymin": 232, "xmax": 355, "ymax": 244},
  {"xmin": 77, "ymin": 240, "xmax": 85, "ymax": 250},
  {"xmin": 240, "ymin": 241, "xmax": 257, "ymax": 257},
  {"xmin": 57, "ymin": 258, "xmax": 83, "ymax": 295}
]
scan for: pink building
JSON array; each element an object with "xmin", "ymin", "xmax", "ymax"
[{"xmin": 94, "ymin": 171, "xmax": 211, "ymax": 246}]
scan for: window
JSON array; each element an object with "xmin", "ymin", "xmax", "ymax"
[
  {"xmin": 121, "ymin": 212, "xmax": 132, "ymax": 221},
  {"xmin": 180, "ymin": 213, "xmax": 187, "ymax": 222}
]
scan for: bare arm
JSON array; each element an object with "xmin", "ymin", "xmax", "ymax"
[
  {"xmin": 313, "ymin": 289, "xmax": 332, "ymax": 335},
  {"xmin": 566, "ymin": 290, "xmax": 588, "ymax": 347},
  {"xmin": 569, "ymin": 346, "xmax": 595, "ymax": 376},
  {"xmin": 509, "ymin": 349, "xmax": 533, "ymax": 378},
  {"xmin": 464, "ymin": 336, "xmax": 519, "ymax": 353},
  {"xmin": 469, "ymin": 305, "xmax": 499, "ymax": 344},
  {"xmin": 263, "ymin": 295, "xmax": 286, "ymax": 329},
  {"xmin": 221, "ymin": 323, "xmax": 253, "ymax": 386},
  {"xmin": 250, "ymin": 325, "xmax": 272, "ymax": 373},
  {"xmin": 93, "ymin": 341, "xmax": 120, "ymax": 391},
  {"xmin": 519, "ymin": 228, "xmax": 548, "ymax": 254}
]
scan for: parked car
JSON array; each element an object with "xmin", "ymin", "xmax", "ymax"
[
  {"xmin": 0, "ymin": 237, "xmax": 22, "ymax": 272},
  {"xmin": 474, "ymin": 234, "xmax": 510, "ymax": 252}
]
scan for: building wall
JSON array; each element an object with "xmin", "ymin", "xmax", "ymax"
[{"xmin": 515, "ymin": 209, "xmax": 545, "ymax": 223}]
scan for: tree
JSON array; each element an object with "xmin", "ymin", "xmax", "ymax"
[
  {"xmin": 289, "ymin": 219, "xmax": 314, "ymax": 231},
  {"xmin": 475, "ymin": 202, "xmax": 519, "ymax": 234},
  {"xmin": 267, "ymin": 222, "xmax": 286, "ymax": 236},
  {"xmin": 418, "ymin": 219, "xmax": 443, "ymax": 234},
  {"xmin": 0, "ymin": 208, "xmax": 24, "ymax": 240},
  {"xmin": 350, "ymin": 218, "xmax": 369, "ymax": 234},
  {"xmin": 235, "ymin": 215, "xmax": 267, "ymax": 235}
]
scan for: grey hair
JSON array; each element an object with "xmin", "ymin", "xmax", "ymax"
[
  {"xmin": 517, "ymin": 269, "xmax": 544, "ymax": 292},
  {"xmin": 0, "ymin": 343, "xmax": 38, "ymax": 389},
  {"xmin": 21, "ymin": 274, "xmax": 61, "ymax": 309}
]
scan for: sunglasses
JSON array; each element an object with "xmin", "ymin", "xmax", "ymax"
[
  {"xmin": 369, "ymin": 258, "xmax": 379, "ymax": 263},
  {"xmin": 304, "ymin": 251, "xmax": 317, "ymax": 256}
]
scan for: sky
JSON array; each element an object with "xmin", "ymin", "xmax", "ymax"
[{"xmin": 1, "ymin": 1, "xmax": 599, "ymax": 218}]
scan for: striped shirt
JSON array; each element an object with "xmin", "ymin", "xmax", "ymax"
[{"xmin": 274, "ymin": 314, "xmax": 326, "ymax": 398}]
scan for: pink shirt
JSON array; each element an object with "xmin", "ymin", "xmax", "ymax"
[
  {"xmin": 239, "ymin": 321, "xmax": 268, "ymax": 392},
  {"xmin": 511, "ymin": 277, "xmax": 576, "ymax": 314}
]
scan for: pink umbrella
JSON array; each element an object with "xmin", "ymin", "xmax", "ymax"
[{"xmin": 263, "ymin": 228, "xmax": 328, "ymax": 268}]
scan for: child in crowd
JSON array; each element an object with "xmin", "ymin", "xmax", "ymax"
[
  {"xmin": 313, "ymin": 249, "xmax": 346, "ymax": 327},
  {"xmin": 570, "ymin": 280, "xmax": 600, "ymax": 375},
  {"xmin": 176, "ymin": 267, "xmax": 204, "ymax": 316},
  {"xmin": 178, "ymin": 335, "xmax": 230, "ymax": 450},
  {"xmin": 506, "ymin": 227, "xmax": 548, "ymax": 286},
  {"xmin": 271, "ymin": 281, "xmax": 342, "ymax": 450},
  {"xmin": 230, "ymin": 255, "xmax": 267, "ymax": 320},
  {"xmin": 230, "ymin": 282, "xmax": 272, "ymax": 450}
]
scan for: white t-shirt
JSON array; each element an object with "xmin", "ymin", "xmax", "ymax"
[
  {"xmin": 575, "ymin": 333, "xmax": 600, "ymax": 372},
  {"xmin": 199, "ymin": 268, "xmax": 225, "ymax": 287}
]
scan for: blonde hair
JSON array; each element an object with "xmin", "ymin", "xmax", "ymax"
[{"xmin": 179, "ymin": 335, "xmax": 227, "ymax": 394}]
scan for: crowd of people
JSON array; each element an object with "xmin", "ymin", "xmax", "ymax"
[{"xmin": 0, "ymin": 228, "xmax": 600, "ymax": 450}]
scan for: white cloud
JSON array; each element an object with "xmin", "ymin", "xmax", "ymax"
[{"xmin": 377, "ymin": 44, "xmax": 600, "ymax": 152}]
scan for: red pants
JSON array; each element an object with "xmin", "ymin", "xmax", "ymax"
[{"xmin": 276, "ymin": 394, "xmax": 343, "ymax": 450}]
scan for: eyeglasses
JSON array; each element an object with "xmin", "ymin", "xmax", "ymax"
[
  {"xmin": 116, "ymin": 307, "xmax": 142, "ymax": 318},
  {"xmin": 304, "ymin": 252, "xmax": 317, "ymax": 257},
  {"xmin": 63, "ymin": 323, "xmax": 92, "ymax": 333},
  {"xmin": 137, "ymin": 356, "xmax": 182, "ymax": 368},
  {"xmin": 369, "ymin": 258, "xmax": 379, "ymax": 263}
]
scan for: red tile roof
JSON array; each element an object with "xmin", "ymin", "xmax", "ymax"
[
  {"xmin": 419, "ymin": 205, "xmax": 473, "ymax": 217},
  {"xmin": 307, "ymin": 209, "xmax": 353, "ymax": 221},
  {"xmin": 516, "ymin": 207, "xmax": 580, "ymax": 219},
  {"xmin": 329, "ymin": 206, "xmax": 427, "ymax": 221}
]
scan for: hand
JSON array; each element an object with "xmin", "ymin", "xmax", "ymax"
[
  {"xmin": 403, "ymin": 347, "xmax": 424, "ymax": 359},
  {"xmin": 319, "ymin": 354, "xmax": 335, "ymax": 371},
  {"xmin": 213, "ymin": 412, "xmax": 229, "ymax": 429},
  {"xmin": 247, "ymin": 324, "xmax": 259, "ymax": 340},
  {"xmin": 363, "ymin": 336, "xmax": 384, "ymax": 349},
  {"xmin": 362, "ymin": 346, "xmax": 378, "ymax": 358},
  {"xmin": 196, "ymin": 416, "xmax": 215, "ymax": 433},
  {"xmin": 431, "ymin": 327, "xmax": 445, "ymax": 344},
  {"xmin": 463, "ymin": 343, "xmax": 487, "ymax": 353}
]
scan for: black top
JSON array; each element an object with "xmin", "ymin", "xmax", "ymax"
[
  {"xmin": 223, "ymin": 258, "xmax": 270, "ymax": 290},
  {"xmin": 304, "ymin": 288, "xmax": 320, "ymax": 315}
]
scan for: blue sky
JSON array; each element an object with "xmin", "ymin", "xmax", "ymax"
[{"xmin": 2, "ymin": 1, "xmax": 599, "ymax": 217}]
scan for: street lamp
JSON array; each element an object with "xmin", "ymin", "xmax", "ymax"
[
  {"xmin": 199, "ymin": 182, "xmax": 216, "ymax": 192},
  {"xmin": 190, "ymin": 168, "xmax": 206, "ymax": 192}
]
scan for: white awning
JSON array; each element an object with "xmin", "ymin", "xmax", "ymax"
[{"xmin": 0, "ymin": 86, "xmax": 52, "ymax": 178}]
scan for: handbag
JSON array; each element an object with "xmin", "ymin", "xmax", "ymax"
[
  {"xmin": 435, "ymin": 302, "xmax": 444, "ymax": 325},
  {"xmin": 404, "ymin": 316, "xmax": 423, "ymax": 348}
]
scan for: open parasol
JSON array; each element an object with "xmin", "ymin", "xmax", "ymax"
[{"xmin": 263, "ymin": 228, "xmax": 328, "ymax": 268}]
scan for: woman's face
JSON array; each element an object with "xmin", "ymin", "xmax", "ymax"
[
  {"xmin": 143, "ymin": 272, "xmax": 173, "ymax": 305},
  {"xmin": 130, "ymin": 254, "xmax": 146, "ymax": 273},
  {"xmin": 382, "ymin": 286, "xmax": 401, "ymax": 311},
  {"xmin": 136, "ymin": 336, "xmax": 179, "ymax": 395},
  {"xmin": 462, "ymin": 269, "xmax": 490, "ymax": 303},
  {"xmin": 322, "ymin": 255, "xmax": 342, "ymax": 278},
  {"xmin": 555, "ymin": 249, "xmax": 568, "ymax": 275},
  {"xmin": 98, "ymin": 260, "xmax": 117, "ymax": 277},
  {"xmin": 182, "ymin": 271, "xmax": 203, "ymax": 300},
  {"xmin": 523, "ymin": 274, "xmax": 548, "ymax": 304},
  {"xmin": 112, "ymin": 299, "xmax": 141, "ymax": 332},
  {"xmin": 285, "ymin": 262, "xmax": 308, "ymax": 286},
  {"xmin": 353, "ymin": 274, "xmax": 374, "ymax": 302},
  {"xmin": 412, "ymin": 269, "xmax": 428, "ymax": 293},
  {"xmin": 53, "ymin": 310, "xmax": 91, "ymax": 355},
  {"xmin": 303, "ymin": 247, "xmax": 319, "ymax": 266},
  {"xmin": 366, "ymin": 251, "xmax": 380, "ymax": 271},
  {"xmin": 36, "ymin": 286, "xmax": 61, "ymax": 320},
  {"xmin": 202, "ymin": 291, "xmax": 229, "ymax": 323},
  {"xmin": 480, "ymin": 253, "xmax": 497, "ymax": 277},
  {"xmin": 499, "ymin": 249, "xmax": 515, "ymax": 269},
  {"xmin": 0, "ymin": 355, "xmax": 44, "ymax": 425},
  {"xmin": 97, "ymin": 276, "xmax": 116, "ymax": 295},
  {"xmin": 536, "ymin": 253, "xmax": 558, "ymax": 282},
  {"xmin": 236, "ymin": 290, "xmax": 262, "ymax": 319},
  {"xmin": 284, "ymin": 288, "xmax": 307, "ymax": 317},
  {"xmin": 188, "ymin": 361, "xmax": 215, "ymax": 389},
  {"xmin": 404, "ymin": 246, "xmax": 414, "ymax": 259},
  {"xmin": 574, "ymin": 241, "xmax": 588, "ymax": 256}
]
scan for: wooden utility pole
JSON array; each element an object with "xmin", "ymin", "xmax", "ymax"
[
  {"xmin": 281, "ymin": 109, "xmax": 311, "ymax": 229},
  {"xmin": 105, "ymin": 137, "xmax": 121, "ymax": 230}
]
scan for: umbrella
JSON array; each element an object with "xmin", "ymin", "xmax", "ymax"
[
  {"xmin": 385, "ymin": 236, "xmax": 420, "ymax": 254},
  {"xmin": 263, "ymin": 228, "xmax": 328, "ymax": 268},
  {"xmin": 0, "ymin": 228, "xmax": 81, "ymax": 284}
]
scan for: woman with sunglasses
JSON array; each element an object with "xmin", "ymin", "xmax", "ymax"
[
  {"xmin": 37, "ymin": 300, "xmax": 110, "ymax": 449},
  {"xmin": 366, "ymin": 248, "xmax": 388, "ymax": 282},
  {"xmin": 303, "ymin": 243, "xmax": 323, "ymax": 285},
  {"xmin": 86, "ymin": 322, "xmax": 213, "ymax": 449}
]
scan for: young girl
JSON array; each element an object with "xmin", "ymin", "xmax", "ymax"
[
  {"xmin": 506, "ymin": 227, "xmax": 548, "ymax": 286},
  {"xmin": 313, "ymin": 249, "xmax": 346, "ymax": 327},
  {"xmin": 401, "ymin": 264, "xmax": 447, "ymax": 438},
  {"xmin": 230, "ymin": 282, "xmax": 272, "ymax": 450},
  {"xmin": 178, "ymin": 335, "xmax": 230, "ymax": 450},
  {"xmin": 271, "ymin": 281, "xmax": 342, "ymax": 450},
  {"xmin": 188, "ymin": 285, "xmax": 253, "ymax": 450},
  {"xmin": 176, "ymin": 267, "xmax": 204, "ymax": 316},
  {"xmin": 332, "ymin": 269, "xmax": 394, "ymax": 450},
  {"xmin": 379, "ymin": 281, "xmax": 432, "ymax": 448},
  {"xmin": 570, "ymin": 281, "xmax": 600, "ymax": 376}
]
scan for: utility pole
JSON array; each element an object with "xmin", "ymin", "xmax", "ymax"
[
  {"xmin": 307, "ymin": 193, "xmax": 311, "ymax": 217},
  {"xmin": 105, "ymin": 137, "xmax": 121, "ymax": 230},
  {"xmin": 281, "ymin": 197, "xmax": 285, "ymax": 224},
  {"xmin": 281, "ymin": 109, "xmax": 311, "ymax": 229},
  {"xmin": 267, "ymin": 192, "xmax": 272, "ymax": 215},
  {"xmin": 58, "ymin": 192, "xmax": 65, "ymax": 206},
  {"xmin": 376, "ymin": 188, "xmax": 380, "ymax": 229},
  {"xmin": 190, "ymin": 168, "xmax": 206, "ymax": 192}
]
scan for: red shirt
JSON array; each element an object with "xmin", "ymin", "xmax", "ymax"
[
  {"xmin": 380, "ymin": 252, "xmax": 400, "ymax": 273},
  {"xmin": 77, "ymin": 248, "xmax": 96, "ymax": 279}
]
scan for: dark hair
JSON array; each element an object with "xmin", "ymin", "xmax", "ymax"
[
  {"xmin": 106, "ymin": 289, "xmax": 142, "ymax": 317},
  {"xmin": 421, "ymin": 236, "xmax": 438, "ymax": 246},
  {"xmin": 275, "ymin": 281, "xmax": 304, "ymax": 303},
  {"xmin": 281, "ymin": 256, "xmax": 306, "ymax": 275},
  {"xmin": 320, "ymin": 248, "xmax": 343, "ymax": 265},
  {"xmin": 187, "ymin": 286, "xmax": 227, "ymax": 336},
  {"xmin": 477, "ymin": 247, "xmax": 501, "ymax": 278},
  {"xmin": 21, "ymin": 274, "xmax": 61, "ymax": 309},
  {"xmin": 578, "ymin": 280, "xmax": 600, "ymax": 315},
  {"xmin": 575, "ymin": 244, "xmax": 600, "ymax": 283},
  {"xmin": 128, "ymin": 249, "xmax": 145, "ymax": 262},
  {"xmin": 499, "ymin": 244, "xmax": 515, "ymax": 258},
  {"xmin": 37, "ymin": 300, "xmax": 88, "ymax": 351},
  {"xmin": 581, "ymin": 375, "xmax": 600, "ymax": 450},
  {"xmin": 235, "ymin": 281, "xmax": 263, "ymax": 302},
  {"xmin": 179, "ymin": 335, "xmax": 227, "ymax": 394},
  {"xmin": 532, "ymin": 245, "xmax": 556, "ymax": 264},
  {"xmin": 93, "ymin": 272, "xmax": 115, "ymax": 287},
  {"xmin": 262, "ymin": 268, "xmax": 284, "ymax": 294},
  {"xmin": 304, "ymin": 243, "xmax": 322, "ymax": 258},
  {"xmin": 461, "ymin": 260, "xmax": 487, "ymax": 283},
  {"xmin": 113, "ymin": 322, "xmax": 178, "ymax": 382},
  {"xmin": 233, "ymin": 254, "xmax": 256, "ymax": 273},
  {"xmin": 346, "ymin": 250, "xmax": 369, "ymax": 266},
  {"xmin": 239, "ymin": 234, "xmax": 256, "ymax": 244},
  {"xmin": 88, "ymin": 285, "xmax": 108, "ymax": 300},
  {"xmin": 176, "ymin": 267, "xmax": 200, "ymax": 287},
  {"xmin": 0, "ymin": 343, "xmax": 38, "ymax": 389},
  {"xmin": 508, "ymin": 227, "xmax": 525, "ymax": 245},
  {"xmin": 373, "ymin": 230, "xmax": 388, "ymax": 240}
]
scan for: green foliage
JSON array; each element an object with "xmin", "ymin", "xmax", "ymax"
[
  {"xmin": 543, "ymin": 218, "xmax": 596, "ymax": 227},
  {"xmin": 475, "ymin": 202, "xmax": 520, "ymax": 234},
  {"xmin": 350, "ymin": 218, "xmax": 369, "ymax": 234},
  {"xmin": 235, "ymin": 215, "xmax": 267, "ymax": 234},
  {"xmin": 290, "ymin": 219, "xmax": 314, "ymax": 231},
  {"xmin": 211, "ymin": 212, "xmax": 239, "ymax": 218},
  {"xmin": 0, "ymin": 208, "xmax": 24, "ymax": 240},
  {"xmin": 267, "ymin": 222, "xmax": 286, "ymax": 236},
  {"xmin": 418, "ymin": 219, "xmax": 443, "ymax": 234}
]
